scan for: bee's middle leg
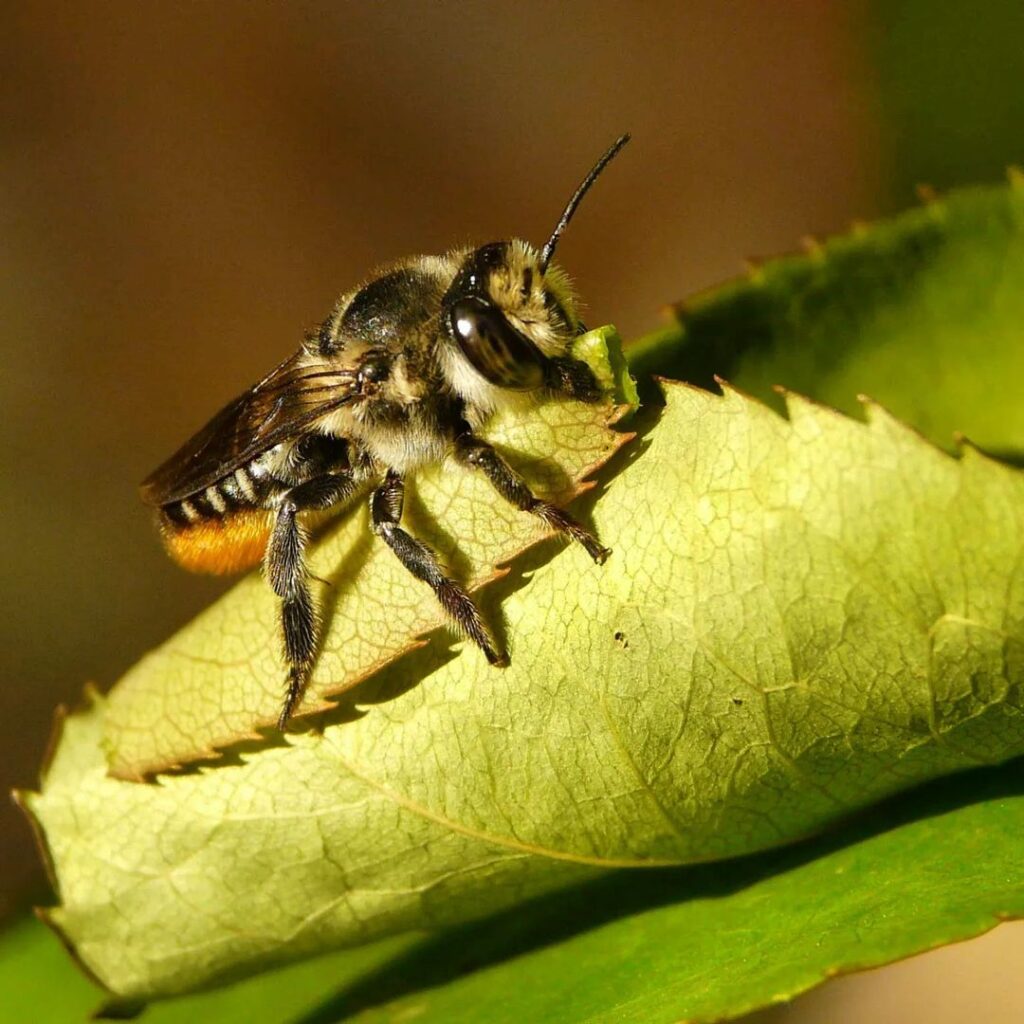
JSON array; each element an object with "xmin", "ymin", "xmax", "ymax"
[
  {"xmin": 370, "ymin": 469, "xmax": 505, "ymax": 666},
  {"xmin": 267, "ymin": 473, "xmax": 357, "ymax": 730}
]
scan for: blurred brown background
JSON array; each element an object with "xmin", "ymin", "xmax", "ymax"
[{"xmin": 2, "ymin": 2, "xmax": 1023, "ymax": 1020}]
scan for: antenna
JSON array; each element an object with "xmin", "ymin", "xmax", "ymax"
[{"xmin": 538, "ymin": 133, "xmax": 630, "ymax": 272}]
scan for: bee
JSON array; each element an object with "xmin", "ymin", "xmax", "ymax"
[{"xmin": 141, "ymin": 134, "xmax": 630, "ymax": 729}]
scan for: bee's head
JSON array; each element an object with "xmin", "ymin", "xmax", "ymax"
[
  {"xmin": 441, "ymin": 134, "xmax": 629, "ymax": 398},
  {"xmin": 441, "ymin": 239, "xmax": 577, "ymax": 392}
]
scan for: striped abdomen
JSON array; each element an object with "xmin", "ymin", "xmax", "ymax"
[{"xmin": 158, "ymin": 464, "xmax": 277, "ymax": 575}]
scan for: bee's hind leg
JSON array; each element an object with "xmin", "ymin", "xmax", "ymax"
[
  {"xmin": 454, "ymin": 432, "xmax": 610, "ymax": 563},
  {"xmin": 370, "ymin": 469, "xmax": 505, "ymax": 666},
  {"xmin": 266, "ymin": 473, "xmax": 357, "ymax": 730}
]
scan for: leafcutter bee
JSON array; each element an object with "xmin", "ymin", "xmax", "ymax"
[{"xmin": 141, "ymin": 134, "xmax": 630, "ymax": 729}]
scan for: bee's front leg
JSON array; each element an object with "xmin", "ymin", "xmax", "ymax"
[
  {"xmin": 370, "ymin": 469, "xmax": 505, "ymax": 666},
  {"xmin": 544, "ymin": 356, "xmax": 603, "ymax": 403},
  {"xmin": 266, "ymin": 473, "xmax": 357, "ymax": 730},
  {"xmin": 455, "ymin": 433, "xmax": 610, "ymax": 564}
]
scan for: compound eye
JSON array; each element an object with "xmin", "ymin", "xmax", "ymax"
[{"xmin": 449, "ymin": 297, "xmax": 545, "ymax": 390}]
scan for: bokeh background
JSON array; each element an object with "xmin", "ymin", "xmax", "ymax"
[{"xmin": 2, "ymin": 2, "xmax": 1023, "ymax": 1020}]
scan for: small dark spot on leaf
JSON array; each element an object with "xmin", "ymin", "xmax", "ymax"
[
  {"xmin": 613, "ymin": 631, "xmax": 628, "ymax": 649},
  {"xmin": 732, "ymin": 697, "xmax": 744, "ymax": 706}
]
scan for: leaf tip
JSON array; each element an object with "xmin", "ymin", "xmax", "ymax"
[
  {"xmin": 10, "ymin": 787, "xmax": 37, "ymax": 821},
  {"xmin": 773, "ymin": 383, "xmax": 810, "ymax": 418},
  {"xmin": 952, "ymin": 431, "xmax": 990, "ymax": 464},
  {"xmin": 856, "ymin": 393, "xmax": 889, "ymax": 425},
  {"xmin": 713, "ymin": 374, "xmax": 741, "ymax": 400},
  {"xmin": 855, "ymin": 393, "xmax": 888, "ymax": 424},
  {"xmin": 82, "ymin": 681, "xmax": 104, "ymax": 707},
  {"xmin": 855, "ymin": 392, "xmax": 882, "ymax": 421}
]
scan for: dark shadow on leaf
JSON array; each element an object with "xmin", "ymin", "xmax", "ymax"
[
  {"xmin": 979, "ymin": 446, "xmax": 1024, "ymax": 469},
  {"xmin": 316, "ymin": 506, "xmax": 376, "ymax": 620},
  {"xmin": 290, "ymin": 754, "xmax": 1024, "ymax": 1024},
  {"xmin": 402, "ymin": 478, "xmax": 474, "ymax": 581},
  {"xmin": 319, "ymin": 641, "xmax": 462, "ymax": 722}
]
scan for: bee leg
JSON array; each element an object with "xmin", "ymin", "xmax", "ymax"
[
  {"xmin": 370, "ymin": 469, "xmax": 506, "ymax": 666},
  {"xmin": 267, "ymin": 473, "xmax": 357, "ymax": 729},
  {"xmin": 544, "ymin": 356, "xmax": 603, "ymax": 403},
  {"xmin": 455, "ymin": 433, "xmax": 610, "ymax": 564}
]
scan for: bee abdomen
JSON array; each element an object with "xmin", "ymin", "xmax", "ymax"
[
  {"xmin": 157, "ymin": 465, "xmax": 275, "ymax": 575},
  {"xmin": 161, "ymin": 466, "xmax": 269, "ymax": 522}
]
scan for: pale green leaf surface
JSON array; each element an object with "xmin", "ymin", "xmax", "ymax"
[
  {"xmin": 628, "ymin": 180, "xmax": 1024, "ymax": 453},
  {"xmin": 25, "ymin": 379, "xmax": 1024, "ymax": 1001},
  {"xmin": 104, "ymin": 330, "xmax": 635, "ymax": 779}
]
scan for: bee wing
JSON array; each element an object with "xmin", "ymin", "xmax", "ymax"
[{"xmin": 140, "ymin": 353, "xmax": 359, "ymax": 506}]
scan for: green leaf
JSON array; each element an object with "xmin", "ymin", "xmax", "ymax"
[
  {"xmin": 627, "ymin": 179, "xmax": 1024, "ymax": 454},
  {"xmin": 23, "ymin": 373, "xmax": 1024, "ymax": 1002},
  {"xmin": 0, "ymin": 913, "xmax": 415, "ymax": 1023},
  {"xmin": 10, "ymin": 763, "xmax": 1024, "ymax": 1023},
  {"xmin": 870, "ymin": 1, "xmax": 1024, "ymax": 201},
  {"xmin": 103, "ymin": 329, "xmax": 635, "ymax": 779}
]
